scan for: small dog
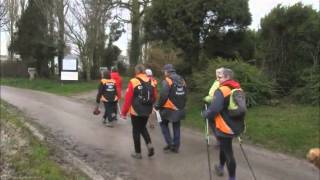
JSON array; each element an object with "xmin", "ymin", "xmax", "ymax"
[{"xmin": 306, "ymin": 148, "xmax": 320, "ymax": 169}]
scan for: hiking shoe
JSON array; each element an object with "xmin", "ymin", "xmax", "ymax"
[
  {"xmin": 105, "ymin": 121, "xmax": 114, "ymax": 127},
  {"xmin": 131, "ymin": 153, "xmax": 142, "ymax": 159},
  {"xmin": 163, "ymin": 145, "xmax": 172, "ymax": 153},
  {"xmin": 148, "ymin": 147, "xmax": 155, "ymax": 157},
  {"xmin": 214, "ymin": 164, "xmax": 224, "ymax": 176},
  {"xmin": 170, "ymin": 145, "xmax": 179, "ymax": 153},
  {"xmin": 149, "ymin": 124, "xmax": 155, "ymax": 129}
]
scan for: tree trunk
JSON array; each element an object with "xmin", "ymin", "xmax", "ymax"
[
  {"xmin": 57, "ymin": 0, "xmax": 65, "ymax": 76},
  {"xmin": 49, "ymin": 2, "xmax": 55, "ymax": 76},
  {"xmin": 86, "ymin": 57, "xmax": 91, "ymax": 81},
  {"xmin": 129, "ymin": 0, "xmax": 140, "ymax": 66},
  {"xmin": 8, "ymin": 0, "xmax": 18, "ymax": 61}
]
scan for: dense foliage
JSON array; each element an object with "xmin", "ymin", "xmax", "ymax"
[
  {"xmin": 291, "ymin": 66, "xmax": 320, "ymax": 105},
  {"xmin": 144, "ymin": 0, "xmax": 251, "ymax": 71},
  {"xmin": 191, "ymin": 58, "xmax": 275, "ymax": 106},
  {"xmin": 258, "ymin": 3, "xmax": 320, "ymax": 94}
]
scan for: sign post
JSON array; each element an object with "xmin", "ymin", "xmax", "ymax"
[{"xmin": 61, "ymin": 56, "xmax": 79, "ymax": 81}]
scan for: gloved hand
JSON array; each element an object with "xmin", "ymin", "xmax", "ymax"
[
  {"xmin": 203, "ymin": 96, "xmax": 213, "ymax": 103},
  {"xmin": 93, "ymin": 107, "xmax": 101, "ymax": 115}
]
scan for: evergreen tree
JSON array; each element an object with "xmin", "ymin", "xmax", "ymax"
[
  {"xmin": 10, "ymin": 0, "xmax": 56, "ymax": 77},
  {"xmin": 144, "ymin": 0, "xmax": 251, "ymax": 72},
  {"xmin": 259, "ymin": 3, "xmax": 320, "ymax": 93}
]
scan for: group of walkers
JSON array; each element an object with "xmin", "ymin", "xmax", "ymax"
[{"xmin": 95, "ymin": 64, "xmax": 245, "ymax": 180}]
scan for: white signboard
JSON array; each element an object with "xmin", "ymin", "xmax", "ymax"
[
  {"xmin": 63, "ymin": 59, "xmax": 77, "ymax": 70},
  {"xmin": 61, "ymin": 71, "xmax": 79, "ymax": 80}
]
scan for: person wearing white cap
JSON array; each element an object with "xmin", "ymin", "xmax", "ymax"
[{"xmin": 145, "ymin": 68, "xmax": 158, "ymax": 129}]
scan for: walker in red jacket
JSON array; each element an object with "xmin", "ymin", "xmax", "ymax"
[{"xmin": 111, "ymin": 66, "xmax": 123, "ymax": 120}]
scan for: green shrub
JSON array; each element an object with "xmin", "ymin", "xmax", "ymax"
[
  {"xmin": 292, "ymin": 66, "xmax": 320, "ymax": 105},
  {"xmin": 190, "ymin": 57, "xmax": 276, "ymax": 106}
]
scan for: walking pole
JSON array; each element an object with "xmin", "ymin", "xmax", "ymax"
[
  {"xmin": 204, "ymin": 104, "xmax": 213, "ymax": 180},
  {"xmin": 238, "ymin": 137, "xmax": 257, "ymax": 180}
]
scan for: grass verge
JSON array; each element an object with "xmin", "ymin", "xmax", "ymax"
[
  {"xmin": 1, "ymin": 76, "xmax": 132, "ymax": 96},
  {"xmin": 184, "ymin": 93, "xmax": 320, "ymax": 158},
  {"xmin": 1, "ymin": 77, "xmax": 99, "ymax": 96},
  {"xmin": 0, "ymin": 101, "xmax": 88, "ymax": 180}
]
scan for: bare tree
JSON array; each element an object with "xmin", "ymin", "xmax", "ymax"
[
  {"xmin": 114, "ymin": 0, "xmax": 151, "ymax": 65},
  {"xmin": 56, "ymin": 0, "xmax": 69, "ymax": 76},
  {"xmin": 5, "ymin": 0, "xmax": 19, "ymax": 60},
  {"xmin": 19, "ymin": 0, "xmax": 26, "ymax": 14},
  {"xmin": 32, "ymin": 0, "xmax": 69, "ymax": 76},
  {"xmin": 66, "ymin": 0, "xmax": 114, "ymax": 80},
  {"xmin": 0, "ymin": 0, "xmax": 8, "ymax": 28}
]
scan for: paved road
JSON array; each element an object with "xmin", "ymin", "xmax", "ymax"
[{"xmin": 1, "ymin": 86, "xmax": 319, "ymax": 180}]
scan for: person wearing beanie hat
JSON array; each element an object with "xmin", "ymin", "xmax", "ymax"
[
  {"xmin": 162, "ymin": 64, "xmax": 176, "ymax": 73},
  {"xmin": 155, "ymin": 64, "xmax": 187, "ymax": 153}
]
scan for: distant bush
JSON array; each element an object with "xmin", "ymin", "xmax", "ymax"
[
  {"xmin": 292, "ymin": 66, "xmax": 320, "ymax": 105},
  {"xmin": 145, "ymin": 46, "xmax": 184, "ymax": 77},
  {"xmin": 190, "ymin": 57, "xmax": 276, "ymax": 106}
]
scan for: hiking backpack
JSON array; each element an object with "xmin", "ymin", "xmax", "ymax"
[
  {"xmin": 228, "ymin": 88, "xmax": 247, "ymax": 117},
  {"xmin": 168, "ymin": 77, "xmax": 187, "ymax": 109},
  {"xmin": 103, "ymin": 81, "xmax": 117, "ymax": 102},
  {"xmin": 136, "ymin": 77, "xmax": 154, "ymax": 105}
]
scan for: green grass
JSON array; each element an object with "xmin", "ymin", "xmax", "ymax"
[
  {"xmin": 1, "ymin": 77, "xmax": 133, "ymax": 96},
  {"xmin": 244, "ymin": 104, "xmax": 320, "ymax": 157},
  {"xmin": 184, "ymin": 93, "xmax": 320, "ymax": 158},
  {"xmin": 0, "ymin": 101, "xmax": 88, "ymax": 179},
  {"xmin": 1, "ymin": 77, "xmax": 99, "ymax": 96}
]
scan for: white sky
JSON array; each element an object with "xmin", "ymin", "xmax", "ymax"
[{"xmin": 1, "ymin": 0, "xmax": 319, "ymax": 56}]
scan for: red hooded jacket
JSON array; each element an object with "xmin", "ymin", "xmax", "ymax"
[{"xmin": 111, "ymin": 72, "xmax": 122, "ymax": 99}]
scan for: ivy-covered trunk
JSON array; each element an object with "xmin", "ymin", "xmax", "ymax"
[{"xmin": 129, "ymin": 0, "xmax": 141, "ymax": 66}]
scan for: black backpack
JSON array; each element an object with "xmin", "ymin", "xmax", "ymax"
[
  {"xmin": 103, "ymin": 81, "xmax": 117, "ymax": 102},
  {"xmin": 136, "ymin": 77, "xmax": 154, "ymax": 105},
  {"xmin": 168, "ymin": 77, "xmax": 187, "ymax": 109}
]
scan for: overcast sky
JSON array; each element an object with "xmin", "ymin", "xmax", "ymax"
[{"xmin": 1, "ymin": 0, "xmax": 319, "ymax": 56}]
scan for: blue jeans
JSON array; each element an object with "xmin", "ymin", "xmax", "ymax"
[{"xmin": 160, "ymin": 119, "xmax": 180, "ymax": 148}]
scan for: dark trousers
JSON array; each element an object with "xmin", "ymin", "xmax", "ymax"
[
  {"xmin": 218, "ymin": 136, "xmax": 236, "ymax": 178},
  {"xmin": 115, "ymin": 101, "xmax": 119, "ymax": 119},
  {"xmin": 131, "ymin": 115, "xmax": 152, "ymax": 153},
  {"xmin": 103, "ymin": 101, "xmax": 117, "ymax": 122},
  {"xmin": 160, "ymin": 119, "xmax": 181, "ymax": 148}
]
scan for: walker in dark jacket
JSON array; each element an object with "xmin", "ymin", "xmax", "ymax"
[
  {"xmin": 155, "ymin": 64, "xmax": 187, "ymax": 153},
  {"xmin": 204, "ymin": 68, "xmax": 245, "ymax": 180}
]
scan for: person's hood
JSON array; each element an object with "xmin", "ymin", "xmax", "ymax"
[
  {"xmin": 111, "ymin": 72, "xmax": 120, "ymax": 77},
  {"xmin": 220, "ymin": 79, "xmax": 240, "ymax": 89}
]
